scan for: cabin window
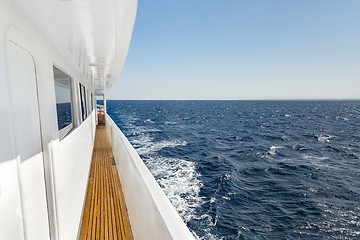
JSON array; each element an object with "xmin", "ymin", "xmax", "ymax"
[
  {"xmin": 87, "ymin": 90, "xmax": 91, "ymax": 115},
  {"xmin": 91, "ymin": 93, "xmax": 94, "ymax": 111},
  {"xmin": 79, "ymin": 84, "xmax": 87, "ymax": 121},
  {"xmin": 53, "ymin": 66, "xmax": 74, "ymax": 138}
]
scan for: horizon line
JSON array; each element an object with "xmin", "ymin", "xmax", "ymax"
[{"xmin": 105, "ymin": 98, "xmax": 360, "ymax": 101}]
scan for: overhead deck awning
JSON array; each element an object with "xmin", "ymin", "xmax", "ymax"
[{"xmin": 13, "ymin": 0, "xmax": 137, "ymax": 95}]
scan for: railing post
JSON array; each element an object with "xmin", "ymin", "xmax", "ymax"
[{"xmin": 103, "ymin": 93, "xmax": 107, "ymax": 115}]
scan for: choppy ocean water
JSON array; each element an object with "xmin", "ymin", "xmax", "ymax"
[{"xmin": 106, "ymin": 100, "xmax": 360, "ymax": 240}]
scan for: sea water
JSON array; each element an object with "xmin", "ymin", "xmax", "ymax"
[{"xmin": 106, "ymin": 100, "xmax": 360, "ymax": 240}]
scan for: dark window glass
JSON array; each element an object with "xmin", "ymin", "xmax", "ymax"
[
  {"xmin": 79, "ymin": 84, "xmax": 87, "ymax": 121},
  {"xmin": 53, "ymin": 66, "xmax": 73, "ymax": 131},
  {"xmin": 90, "ymin": 93, "xmax": 94, "ymax": 112},
  {"xmin": 87, "ymin": 90, "xmax": 91, "ymax": 115}
]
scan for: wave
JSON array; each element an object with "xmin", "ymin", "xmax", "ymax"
[
  {"xmin": 136, "ymin": 140, "xmax": 187, "ymax": 155},
  {"xmin": 190, "ymin": 214, "xmax": 223, "ymax": 240},
  {"xmin": 144, "ymin": 156, "xmax": 203, "ymax": 223},
  {"xmin": 267, "ymin": 146, "xmax": 284, "ymax": 156},
  {"xmin": 292, "ymin": 144, "xmax": 307, "ymax": 151},
  {"xmin": 144, "ymin": 118, "xmax": 155, "ymax": 123},
  {"xmin": 165, "ymin": 121, "xmax": 178, "ymax": 125},
  {"xmin": 125, "ymin": 122, "xmax": 201, "ymax": 224},
  {"xmin": 303, "ymin": 154, "xmax": 329, "ymax": 161},
  {"xmin": 298, "ymin": 202, "xmax": 360, "ymax": 238},
  {"xmin": 316, "ymin": 134, "xmax": 335, "ymax": 143},
  {"xmin": 336, "ymin": 116, "xmax": 350, "ymax": 121}
]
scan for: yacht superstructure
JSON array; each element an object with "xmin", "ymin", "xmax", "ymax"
[{"xmin": 0, "ymin": 0, "xmax": 195, "ymax": 239}]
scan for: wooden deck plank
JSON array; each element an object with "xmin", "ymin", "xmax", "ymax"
[
  {"xmin": 105, "ymin": 167, "xmax": 113, "ymax": 240},
  {"xmin": 100, "ymin": 155, "xmax": 105, "ymax": 240},
  {"xmin": 111, "ymin": 165, "xmax": 122, "ymax": 240},
  {"xmin": 114, "ymin": 167, "xmax": 132, "ymax": 240},
  {"xmin": 80, "ymin": 125, "xmax": 133, "ymax": 240},
  {"xmin": 112, "ymin": 167, "xmax": 126, "ymax": 240},
  {"xmin": 109, "ymin": 167, "xmax": 118, "ymax": 240},
  {"xmin": 93, "ymin": 152, "xmax": 100, "ymax": 240}
]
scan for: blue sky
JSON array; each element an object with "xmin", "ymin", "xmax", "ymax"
[{"xmin": 108, "ymin": 0, "xmax": 360, "ymax": 100}]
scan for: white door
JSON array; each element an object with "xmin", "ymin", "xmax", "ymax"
[{"xmin": 7, "ymin": 41, "xmax": 50, "ymax": 239}]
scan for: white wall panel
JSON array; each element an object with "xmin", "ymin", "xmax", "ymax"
[
  {"xmin": 53, "ymin": 113, "xmax": 95, "ymax": 240},
  {"xmin": 7, "ymin": 42, "xmax": 50, "ymax": 240},
  {"xmin": 0, "ymin": 4, "xmax": 23, "ymax": 239}
]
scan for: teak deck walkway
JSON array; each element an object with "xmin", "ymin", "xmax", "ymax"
[{"xmin": 80, "ymin": 125, "xmax": 133, "ymax": 240}]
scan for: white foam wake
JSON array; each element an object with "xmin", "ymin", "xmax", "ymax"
[
  {"xmin": 145, "ymin": 156, "xmax": 203, "ymax": 222},
  {"xmin": 267, "ymin": 146, "xmax": 284, "ymax": 156},
  {"xmin": 124, "ymin": 121, "xmax": 203, "ymax": 223},
  {"xmin": 316, "ymin": 134, "xmax": 335, "ymax": 143},
  {"xmin": 137, "ymin": 140, "xmax": 187, "ymax": 155},
  {"xmin": 144, "ymin": 118, "xmax": 155, "ymax": 123}
]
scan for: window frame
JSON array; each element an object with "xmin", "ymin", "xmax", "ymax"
[
  {"xmin": 79, "ymin": 83, "xmax": 87, "ymax": 121},
  {"xmin": 86, "ymin": 89, "xmax": 91, "ymax": 115},
  {"xmin": 53, "ymin": 65, "xmax": 75, "ymax": 140},
  {"xmin": 90, "ymin": 93, "xmax": 94, "ymax": 113}
]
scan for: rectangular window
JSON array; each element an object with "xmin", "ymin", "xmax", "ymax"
[
  {"xmin": 87, "ymin": 90, "xmax": 91, "ymax": 115},
  {"xmin": 91, "ymin": 93, "xmax": 94, "ymax": 112},
  {"xmin": 79, "ymin": 83, "xmax": 87, "ymax": 121},
  {"xmin": 53, "ymin": 66, "xmax": 73, "ymax": 138}
]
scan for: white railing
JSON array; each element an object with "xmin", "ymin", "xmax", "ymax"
[{"xmin": 105, "ymin": 114, "xmax": 195, "ymax": 240}]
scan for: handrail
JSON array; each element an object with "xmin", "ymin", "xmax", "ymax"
[{"xmin": 105, "ymin": 114, "xmax": 195, "ymax": 240}]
